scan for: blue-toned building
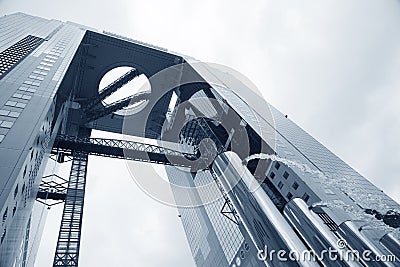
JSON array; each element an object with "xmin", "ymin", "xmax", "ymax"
[{"xmin": 0, "ymin": 12, "xmax": 399, "ymax": 267}]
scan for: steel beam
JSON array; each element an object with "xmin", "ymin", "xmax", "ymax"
[
  {"xmin": 53, "ymin": 152, "xmax": 88, "ymax": 267},
  {"xmin": 83, "ymin": 68, "xmax": 140, "ymax": 111},
  {"xmin": 85, "ymin": 92, "xmax": 149, "ymax": 122},
  {"xmin": 52, "ymin": 135, "xmax": 206, "ymax": 169}
]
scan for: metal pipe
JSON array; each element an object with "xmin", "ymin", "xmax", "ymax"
[
  {"xmin": 284, "ymin": 198, "xmax": 362, "ymax": 267},
  {"xmin": 212, "ymin": 152, "xmax": 318, "ymax": 267},
  {"xmin": 379, "ymin": 233, "xmax": 400, "ymax": 262},
  {"xmin": 338, "ymin": 221, "xmax": 396, "ymax": 267}
]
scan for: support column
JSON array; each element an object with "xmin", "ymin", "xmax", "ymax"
[{"xmin": 53, "ymin": 152, "xmax": 88, "ymax": 267}]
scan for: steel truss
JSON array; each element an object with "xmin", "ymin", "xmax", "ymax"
[
  {"xmin": 36, "ymin": 174, "xmax": 68, "ymax": 206},
  {"xmin": 53, "ymin": 152, "xmax": 88, "ymax": 267},
  {"xmin": 83, "ymin": 68, "xmax": 140, "ymax": 112},
  {"xmin": 85, "ymin": 91, "xmax": 149, "ymax": 122},
  {"xmin": 53, "ymin": 135, "xmax": 202, "ymax": 168},
  {"xmin": 44, "ymin": 134, "xmax": 209, "ymax": 266}
]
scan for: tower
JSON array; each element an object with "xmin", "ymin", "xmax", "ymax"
[{"xmin": 0, "ymin": 12, "xmax": 399, "ymax": 267}]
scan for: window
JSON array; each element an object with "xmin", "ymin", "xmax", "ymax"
[
  {"xmin": 12, "ymin": 93, "xmax": 31, "ymax": 100},
  {"xmin": 48, "ymin": 52, "xmax": 60, "ymax": 56},
  {"xmin": 13, "ymin": 93, "xmax": 23, "ymax": 98},
  {"xmin": 283, "ymin": 171, "xmax": 289, "ymax": 179},
  {"xmin": 23, "ymin": 166, "xmax": 27, "ymax": 177},
  {"xmin": 0, "ymin": 134, "xmax": 4, "ymax": 142},
  {"xmin": 0, "ymin": 121, "xmax": 13, "ymax": 129},
  {"xmin": 42, "ymin": 58, "xmax": 55, "ymax": 63},
  {"xmin": 40, "ymin": 62, "xmax": 53, "ymax": 67},
  {"xmin": 12, "ymin": 206, "xmax": 16, "ymax": 216},
  {"xmin": 302, "ymin": 193, "xmax": 310, "ymax": 203},
  {"xmin": 5, "ymin": 101, "xmax": 17, "ymax": 107},
  {"xmin": 287, "ymin": 192, "xmax": 293, "ymax": 200},
  {"xmin": 28, "ymin": 75, "xmax": 44, "ymax": 81},
  {"xmin": 14, "ymin": 185, "xmax": 18, "ymax": 199},
  {"xmin": 0, "ymin": 110, "xmax": 20, "ymax": 118},
  {"xmin": 45, "ymin": 55, "xmax": 58, "ymax": 60},
  {"xmin": 1, "ymin": 228, "xmax": 6, "ymax": 244},
  {"xmin": 274, "ymin": 162, "xmax": 281, "ymax": 170},
  {"xmin": 292, "ymin": 182, "xmax": 299, "ymax": 190},
  {"xmin": 8, "ymin": 111, "xmax": 20, "ymax": 118},
  {"xmin": 269, "ymin": 172, "xmax": 275, "ymax": 179},
  {"xmin": 2, "ymin": 208, "xmax": 7, "ymax": 223},
  {"xmin": 36, "ymin": 71, "xmax": 47, "ymax": 76},
  {"xmin": 278, "ymin": 181, "xmax": 284, "ymax": 189},
  {"xmin": 16, "ymin": 103, "xmax": 26, "ymax": 108},
  {"xmin": 33, "ymin": 70, "xmax": 48, "ymax": 75},
  {"xmin": 19, "ymin": 87, "xmax": 36, "ymax": 93},
  {"xmin": 37, "ymin": 66, "xmax": 50, "ymax": 71}
]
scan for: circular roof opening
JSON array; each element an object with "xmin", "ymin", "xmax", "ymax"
[{"xmin": 99, "ymin": 66, "xmax": 150, "ymax": 116}]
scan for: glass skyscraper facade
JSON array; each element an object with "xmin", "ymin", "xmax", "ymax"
[
  {"xmin": 162, "ymin": 62, "xmax": 400, "ymax": 266},
  {"xmin": 0, "ymin": 13, "xmax": 86, "ymax": 266}
]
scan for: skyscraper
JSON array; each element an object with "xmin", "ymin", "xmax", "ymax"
[{"xmin": 0, "ymin": 12, "xmax": 399, "ymax": 267}]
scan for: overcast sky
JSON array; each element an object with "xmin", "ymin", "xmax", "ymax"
[{"xmin": 1, "ymin": 1, "xmax": 400, "ymax": 266}]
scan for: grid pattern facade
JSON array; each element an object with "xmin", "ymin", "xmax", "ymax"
[
  {"xmin": 269, "ymin": 106, "xmax": 400, "ymax": 235},
  {"xmin": 0, "ymin": 35, "xmax": 44, "ymax": 76},
  {"xmin": 165, "ymin": 167, "xmax": 213, "ymax": 266},
  {"xmin": 194, "ymin": 171, "xmax": 244, "ymax": 264}
]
